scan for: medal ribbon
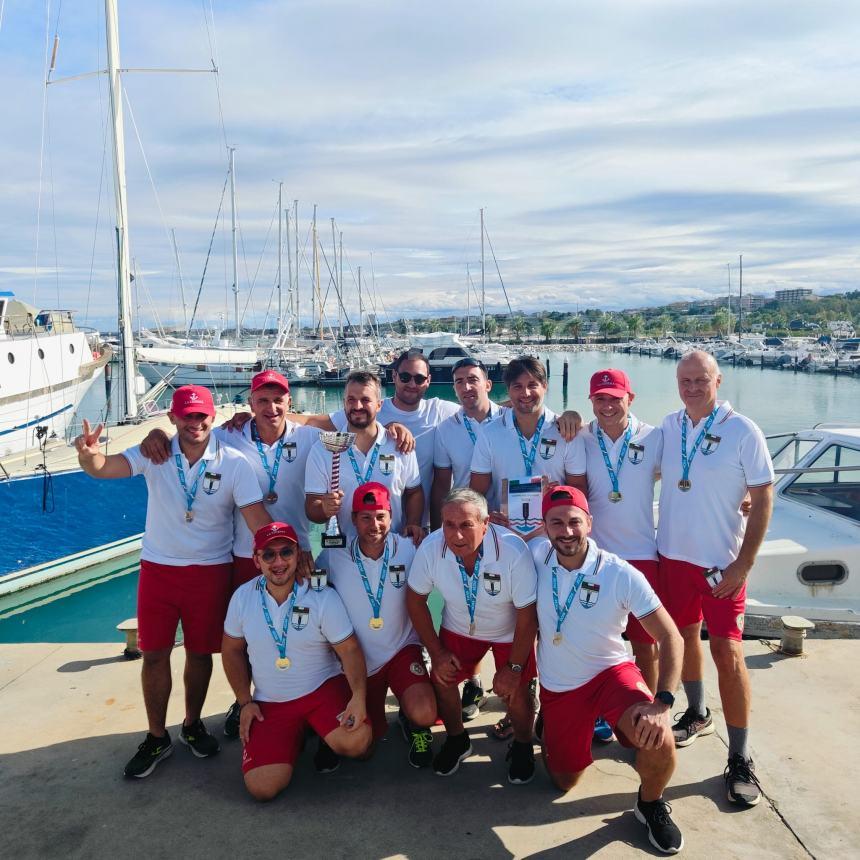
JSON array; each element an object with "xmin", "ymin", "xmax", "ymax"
[
  {"xmin": 455, "ymin": 544, "xmax": 484, "ymax": 629},
  {"xmin": 347, "ymin": 442, "xmax": 381, "ymax": 485},
  {"xmin": 258, "ymin": 577, "xmax": 299, "ymax": 660},
  {"xmin": 681, "ymin": 406, "xmax": 719, "ymax": 483},
  {"xmin": 252, "ymin": 420, "xmax": 286, "ymax": 497},
  {"xmin": 174, "ymin": 453, "xmax": 209, "ymax": 517},
  {"xmin": 551, "ymin": 567, "xmax": 587, "ymax": 635},
  {"xmin": 353, "ymin": 539, "xmax": 391, "ymax": 621},
  {"xmin": 595, "ymin": 420, "xmax": 634, "ymax": 496},
  {"xmin": 514, "ymin": 412, "xmax": 546, "ymax": 476},
  {"xmin": 462, "ymin": 414, "xmax": 477, "ymax": 445}
]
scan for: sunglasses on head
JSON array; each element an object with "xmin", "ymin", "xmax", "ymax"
[
  {"xmin": 453, "ymin": 357, "xmax": 486, "ymax": 374},
  {"xmin": 260, "ymin": 546, "xmax": 295, "ymax": 562},
  {"xmin": 397, "ymin": 371, "xmax": 429, "ymax": 385}
]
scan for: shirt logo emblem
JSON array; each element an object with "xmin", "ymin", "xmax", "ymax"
[
  {"xmin": 483, "ymin": 571, "xmax": 502, "ymax": 596},
  {"xmin": 284, "ymin": 442, "xmax": 297, "ymax": 463},
  {"xmin": 580, "ymin": 582, "xmax": 600, "ymax": 609},
  {"xmin": 539, "ymin": 438, "xmax": 557, "ymax": 460},
  {"xmin": 291, "ymin": 606, "xmax": 310, "ymax": 630},
  {"xmin": 702, "ymin": 434, "xmax": 721, "ymax": 455},
  {"xmin": 628, "ymin": 443, "xmax": 644, "ymax": 465},
  {"xmin": 202, "ymin": 471, "xmax": 221, "ymax": 494},
  {"xmin": 379, "ymin": 454, "xmax": 395, "ymax": 475},
  {"xmin": 389, "ymin": 565, "xmax": 407, "ymax": 588},
  {"xmin": 310, "ymin": 569, "xmax": 328, "ymax": 591}
]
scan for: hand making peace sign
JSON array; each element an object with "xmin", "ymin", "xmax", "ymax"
[{"xmin": 74, "ymin": 418, "xmax": 104, "ymax": 458}]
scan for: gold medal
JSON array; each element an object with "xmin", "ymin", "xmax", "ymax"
[
  {"xmin": 369, "ymin": 617, "xmax": 384, "ymax": 630},
  {"xmin": 265, "ymin": 491, "xmax": 278, "ymax": 504},
  {"xmin": 678, "ymin": 479, "xmax": 692, "ymax": 492},
  {"xmin": 552, "ymin": 632, "xmax": 563, "ymax": 645},
  {"xmin": 608, "ymin": 491, "xmax": 622, "ymax": 503},
  {"xmin": 184, "ymin": 510, "xmax": 194, "ymax": 522},
  {"xmin": 275, "ymin": 656, "xmax": 291, "ymax": 670}
]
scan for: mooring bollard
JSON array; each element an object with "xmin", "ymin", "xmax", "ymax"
[
  {"xmin": 780, "ymin": 615, "xmax": 815, "ymax": 656},
  {"xmin": 562, "ymin": 360, "xmax": 569, "ymax": 389},
  {"xmin": 117, "ymin": 617, "xmax": 141, "ymax": 660},
  {"xmin": 546, "ymin": 358, "xmax": 551, "ymax": 378}
]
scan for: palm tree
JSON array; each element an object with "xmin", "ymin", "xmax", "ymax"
[
  {"xmin": 598, "ymin": 315, "xmax": 617, "ymax": 342},
  {"xmin": 540, "ymin": 318, "xmax": 556, "ymax": 343},
  {"xmin": 484, "ymin": 315, "xmax": 498, "ymax": 341},
  {"xmin": 565, "ymin": 316, "xmax": 583, "ymax": 343},
  {"xmin": 712, "ymin": 308, "xmax": 735, "ymax": 338},
  {"xmin": 510, "ymin": 316, "xmax": 527, "ymax": 343},
  {"xmin": 626, "ymin": 314, "xmax": 644, "ymax": 339}
]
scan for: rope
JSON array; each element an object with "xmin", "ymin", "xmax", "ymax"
[
  {"xmin": 483, "ymin": 218, "xmax": 514, "ymax": 318},
  {"xmin": 200, "ymin": 0, "xmax": 229, "ymax": 151}
]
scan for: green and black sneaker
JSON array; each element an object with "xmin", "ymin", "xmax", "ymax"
[
  {"xmin": 179, "ymin": 719, "xmax": 220, "ymax": 758},
  {"xmin": 124, "ymin": 731, "xmax": 173, "ymax": 779}
]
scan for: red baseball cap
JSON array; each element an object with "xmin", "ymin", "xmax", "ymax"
[
  {"xmin": 542, "ymin": 485, "xmax": 590, "ymax": 518},
  {"xmin": 170, "ymin": 385, "xmax": 216, "ymax": 418},
  {"xmin": 253, "ymin": 522, "xmax": 299, "ymax": 552},
  {"xmin": 589, "ymin": 368, "xmax": 633, "ymax": 398},
  {"xmin": 251, "ymin": 370, "xmax": 290, "ymax": 395},
  {"xmin": 352, "ymin": 481, "xmax": 391, "ymax": 512}
]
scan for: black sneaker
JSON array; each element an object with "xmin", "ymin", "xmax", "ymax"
[
  {"xmin": 397, "ymin": 708, "xmax": 433, "ymax": 769},
  {"xmin": 461, "ymin": 679, "xmax": 485, "ymax": 722},
  {"xmin": 314, "ymin": 739, "xmax": 341, "ymax": 774},
  {"xmin": 534, "ymin": 710, "xmax": 544, "ymax": 743},
  {"xmin": 224, "ymin": 701, "xmax": 241, "ymax": 739},
  {"xmin": 179, "ymin": 719, "xmax": 220, "ymax": 758},
  {"xmin": 506, "ymin": 739, "xmax": 535, "ymax": 785},
  {"xmin": 724, "ymin": 754, "xmax": 762, "ymax": 807},
  {"xmin": 433, "ymin": 731, "xmax": 472, "ymax": 777},
  {"xmin": 672, "ymin": 707, "xmax": 715, "ymax": 747},
  {"xmin": 123, "ymin": 731, "xmax": 173, "ymax": 779},
  {"xmin": 634, "ymin": 790, "xmax": 684, "ymax": 854}
]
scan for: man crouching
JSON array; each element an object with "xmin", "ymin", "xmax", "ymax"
[
  {"xmin": 222, "ymin": 522, "xmax": 371, "ymax": 800},
  {"xmin": 534, "ymin": 487, "xmax": 685, "ymax": 854}
]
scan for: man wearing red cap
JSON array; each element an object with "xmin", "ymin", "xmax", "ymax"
[
  {"xmin": 534, "ymin": 486, "xmax": 684, "ymax": 854},
  {"xmin": 315, "ymin": 482, "xmax": 437, "ymax": 770},
  {"xmin": 75, "ymin": 385, "xmax": 271, "ymax": 779},
  {"xmin": 407, "ymin": 488, "xmax": 538, "ymax": 783},
  {"xmin": 563, "ymin": 369, "xmax": 663, "ymax": 694},
  {"xmin": 222, "ymin": 522, "xmax": 371, "ymax": 800}
]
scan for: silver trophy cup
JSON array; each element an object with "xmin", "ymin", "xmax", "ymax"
[{"xmin": 319, "ymin": 430, "xmax": 356, "ymax": 548}]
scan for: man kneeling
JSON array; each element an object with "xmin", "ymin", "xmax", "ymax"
[
  {"xmin": 534, "ymin": 487, "xmax": 685, "ymax": 854},
  {"xmin": 222, "ymin": 523, "xmax": 371, "ymax": 801}
]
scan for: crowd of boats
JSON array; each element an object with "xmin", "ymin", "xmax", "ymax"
[{"xmin": 614, "ymin": 335, "xmax": 860, "ymax": 374}]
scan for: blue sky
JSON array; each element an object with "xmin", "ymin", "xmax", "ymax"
[{"xmin": 2, "ymin": 1, "xmax": 859, "ymax": 331}]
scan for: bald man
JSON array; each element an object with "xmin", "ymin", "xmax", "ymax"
[{"xmin": 656, "ymin": 350, "xmax": 774, "ymax": 808}]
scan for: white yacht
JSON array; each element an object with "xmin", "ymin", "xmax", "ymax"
[{"xmin": 0, "ymin": 292, "xmax": 110, "ymax": 459}]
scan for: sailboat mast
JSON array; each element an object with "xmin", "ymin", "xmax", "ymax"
[
  {"xmin": 229, "ymin": 147, "xmax": 240, "ymax": 342},
  {"xmin": 313, "ymin": 204, "xmax": 322, "ymax": 338},
  {"xmin": 480, "ymin": 207, "xmax": 486, "ymax": 341},
  {"xmin": 358, "ymin": 266, "xmax": 363, "ymax": 340},
  {"xmin": 738, "ymin": 253, "xmax": 744, "ymax": 343},
  {"xmin": 277, "ymin": 182, "xmax": 283, "ymax": 342},
  {"xmin": 105, "ymin": 0, "xmax": 138, "ymax": 420},
  {"xmin": 293, "ymin": 200, "xmax": 299, "ymax": 335},
  {"xmin": 331, "ymin": 218, "xmax": 341, "ymax": 338}
]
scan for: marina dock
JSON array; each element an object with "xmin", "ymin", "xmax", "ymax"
[{"xmin": 2, "ymin": 636, "xmax": 855, "ymax": 858}]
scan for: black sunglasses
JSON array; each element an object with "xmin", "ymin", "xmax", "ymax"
[
  {"xmin": 397, "ymin": 371, "xmax": 429, "ymax": 385},
  {"xmin": 453, "ymin": 357, "xmax": 486, "ymax": 374},
  {"xmin": 260, "ymin": 546, "xmax": 296, "ymax": 562}
]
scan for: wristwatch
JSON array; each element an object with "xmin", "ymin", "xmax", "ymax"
[
  {"xmin": 654, "ymin": 690, "xmax": 675, "ymax": 708},
  {"xmin": 507, "ymin": 662, "xmax": 524, "ymax": 673}
]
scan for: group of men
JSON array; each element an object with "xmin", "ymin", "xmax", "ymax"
[{"xmin": 75, "ymin": 347, "xmax": 774, "ymax": 855}]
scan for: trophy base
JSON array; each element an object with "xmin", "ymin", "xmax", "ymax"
[{"xmin": 321, "ymin": 534, "xmax": 347, "ymax": 549}]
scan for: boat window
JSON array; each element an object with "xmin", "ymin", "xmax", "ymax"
[
  {"xmin": 38, "ymin": 348, "xmax": 45, "ymax": 359},
  {"xmin": 769, "ymin": 435, "xmax": 818, "ymax": 472},
  {"xmin": 7, "ymin": 352, "xmax": 13, "ymax": 364},
  {"xmin": 69, "ymin": 343, "xmax": 75, "ymax": 353},
  {"xmin": 782, "ymin": 443, "xmax": 860, "ymax": 524}
]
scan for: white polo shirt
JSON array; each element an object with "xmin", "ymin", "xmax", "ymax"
[
  {"xmin": 563, "ymin": 417, "xmax": 662, "ymax": 561},
  {"xmin": 434, "ymin": 402, "xmax": 504, "ymax": 508},
  {"xmin": 408, "ymin": 525, "xmax": 537, "ymax": 643},
  {"xmin": 225, "ymin": 578, "xmax": 354, "ymax": 702},
  {"xmin": 217, "ymin": 420, "xmax": 319, "ymax": 556},
  {"xmin": 533, "ymin": 537, "xmax": 661, "ymax": 692},
  {"xmin": 331, "ymin": 396, "xmax": 460, "ymax": 527},
  {"xmin": 317, "ymin": 533, "xmax": 418, "ymax": 675},
  {"xmin": 656, "ymin": 401, "xmax": 774, "ymax": 569},
  {"xmin": 123, "ymin": 435, "xmax": 262, "ymax": 566},
  {"xmin": 305, "ymin": 423, "xmax": 421, "ymax": 539},
  {"xmin": 470, "ymin": 407, "xmax": 569, "ymax": 510}
]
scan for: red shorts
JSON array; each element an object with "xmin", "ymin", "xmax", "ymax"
[
  {"xmin": 231, "ymin": 555, "xmax": 260, "ymax": 592},
  {"xmin": 541, "ymin": 662, "xmax": 652, "ymax": 774},
  {"xmin": 366, "ymin": 644, "xmax": 433, "ymax": 739},
  {"xmin": 658, "ymin": 555, "xmax": 746, "ymax": 641},
  {"xmin": 137, "ymin": 560, "xmax": 232, "ymax": 653},
  {"xmin": 241, "ymin": 675, "xmax": 350, "ymax": 773},
  {"xmin": 438, "ymin": 628, "xmax": 536, "ymax": 686},
  {"xmin": 624, "ymin": 559, "xmax": 660, "ymax": 644}
]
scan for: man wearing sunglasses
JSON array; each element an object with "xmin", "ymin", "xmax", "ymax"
[
  {"xmin": 316, "ymin": 482, "xmax": 437, "ymax": 771},
  {"xmin": 305, "ymin": 371, "xmax": 425, "ymax": 545},
  {"xmin": 222, "ymin": 522, "xmax": 371, "ymax": 801}
]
